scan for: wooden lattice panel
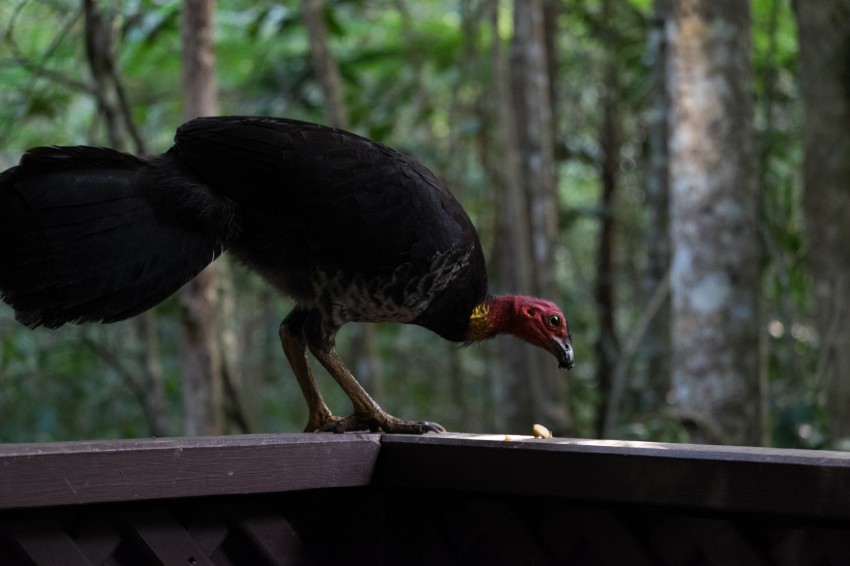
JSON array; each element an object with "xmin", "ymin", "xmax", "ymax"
[
  {"xmin": 380, "ymin": 489, "xmax": 850, "ymax": 566},
  {"xmin": 7, "ymin": 489, "xmax": 848, "ymax": 566}
]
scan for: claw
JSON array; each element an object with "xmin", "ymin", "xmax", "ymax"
[{"xmin": 415, "ymin": 421, "xmax": 446, "ymax": 434}]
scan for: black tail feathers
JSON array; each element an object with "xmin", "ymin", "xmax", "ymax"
[{"xmin": 0, "ymin": 146, "xmax": 225, "ymax": 328}]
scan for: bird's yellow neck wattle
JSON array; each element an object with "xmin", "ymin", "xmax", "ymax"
[{"xmin": 465, "ymin": 301, "xmax": 494, "ymax": 342}]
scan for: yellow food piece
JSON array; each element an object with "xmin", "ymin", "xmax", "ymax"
[{"xmin": 532, "ymin": 424, "xmax": 553, "ymax": 439}]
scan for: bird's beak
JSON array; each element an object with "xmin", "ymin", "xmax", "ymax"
[{"xmin": 551, "ymin": 337, "xmax": 574, "ymax": 370}]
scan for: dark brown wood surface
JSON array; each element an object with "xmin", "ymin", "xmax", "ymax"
[
  {"xmin": 0, "ymin": 433, "xmax": 381, "ymax": 510},
  {"xmin": 3, "ymin": 433, "xmax": 850, "ymax": 564},
  {"xmin": 375, "ymin": 433, "xmax": 850, "ymax": 519},
  {"xmin": 5, "ymin": 431, "xmax": 850, "ymax": 517}
]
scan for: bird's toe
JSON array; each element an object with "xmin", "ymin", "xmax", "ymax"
[
  {"xmin": 379, "ymin": 415, "xmax": 446, "ymax": 434},
  {"xmin": 416, "ymin": 420, "xmax": 446, "ymax": 434},
  {"xmin": 315, "ymin": 414, "xmax": 375, "ymax": 433},
  {"xmin": 313, "ymin": 411, "xmax": 446, "ymax": 435}
]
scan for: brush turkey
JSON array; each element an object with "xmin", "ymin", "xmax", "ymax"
[{"xmin": 0, "ymin": 116, "xmax": 573, "ymax": 433}]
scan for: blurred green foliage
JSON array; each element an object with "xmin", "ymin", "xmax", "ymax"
[{"xmin": 0, "ymin": 0, "xmax": 821, "ymax": 446}]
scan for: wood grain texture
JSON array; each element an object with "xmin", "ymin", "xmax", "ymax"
[{"xmin": 0, "ymin": 433, "xmax": 380, "ymax": 510}]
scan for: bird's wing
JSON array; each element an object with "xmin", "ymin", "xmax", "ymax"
[{"xmin": 171, "ymin": 116, "xmax": 474, "ymax": 274}]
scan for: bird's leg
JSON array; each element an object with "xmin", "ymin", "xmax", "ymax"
[
  {"xmin": 279, "ymin": 311, "xmax": 337, "ymax": 432},
  {"xmin": 306, "ymin": 342, "xmax": 445, "ymax": 435}
]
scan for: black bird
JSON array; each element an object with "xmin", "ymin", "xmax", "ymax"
[{"xmin": 0, "ymin": 116, "xmax": 573, "ymax": 434}]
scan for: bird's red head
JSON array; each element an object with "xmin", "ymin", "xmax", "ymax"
[{"xmin": 467, "ymin": 295, "xmax": 574, "ymax": 370}]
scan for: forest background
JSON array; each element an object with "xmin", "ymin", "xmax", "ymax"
[{"xmin": 0, "ymin": 0, "xmax": 847, "ymax": 449}]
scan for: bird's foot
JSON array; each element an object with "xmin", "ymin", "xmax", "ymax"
[
  {"xmin": 303, "ymin": 403, "xmax": 345, "ymax": 432},
  {"xmin": 304, "ymin": 414, "xmax": 341, "ymax": 433},
  {"xmin": 317, "ymin": 410, "xmax": 445, "ymax": 435}
]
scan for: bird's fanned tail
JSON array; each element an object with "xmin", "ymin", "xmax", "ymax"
[{"xmin": 0, "ymin": 146, "xmax": 224, "ymax": 328}]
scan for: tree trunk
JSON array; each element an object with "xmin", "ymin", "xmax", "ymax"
[
  {"xmin": 794, "ymin": 0, "xmax": 850, "ymax": 446},
  {"xmin": 491, "ymin": 1, "xmax": 537, "ymax": 433},
  {"xmin": 593, "ymin": 31, "xmax": 622, "ymax": 436},
  {"xmin": 482, "ymin": 1, "xmax": 525, "ymax": 431},
  {"xmin": 666, "ymin": 0, "xmax": 761, "ymax": 445},
  {"xmin": 181, "ymin": 0, "xmax": 218, "ymax": 120},
  {"xmin": 82, "ymin": 0, "xmax": 126, "ymax": 151},
  {"xmin": 301, "ymin": 0, "xmax": 348, "ymax": 129},
  {"xmin": 642, "ymin": 0, "xmax": 672, "ymax": 416},
  {"xmin": 82, "ymin": 0, "xmax": 146, "ymax": 154},
  {"xmin": 180, "ymin": 0, "xmax": 225, "ymax": 436},
  {"xmin": 138, "ymin": 313, "xmax": 169, "ymax": 436},
  {"xmin": 218, "ymin": 260, "xmax": 253, "ymax": 434},
  {"xmin": 501, "ymin": 0, "xmax": 571, "ymax": 434}
]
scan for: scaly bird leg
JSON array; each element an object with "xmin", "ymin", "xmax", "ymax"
[
  {"xmin": 278, "ymin": 315, "xmax": 337, "ymax": 432},
  {"xmin": 307, "ymin": 344, "xmax": 445, "ymax": 434}
]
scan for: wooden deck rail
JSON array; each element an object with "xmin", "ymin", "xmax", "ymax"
[
  {"xmin": 2, "ymin": 433, "xmax": 850, "ymax": 564},
  {"xmin": 0, "ymin": 434, "xmax": 382, "ymax": 510}
]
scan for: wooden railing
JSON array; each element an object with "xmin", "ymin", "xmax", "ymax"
[{"xmin": 2, "ymin": 433, "xmax": 850, "ymax": 564}]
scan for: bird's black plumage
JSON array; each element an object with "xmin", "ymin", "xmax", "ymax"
[
  {"xmin": 0, "ymin": 116, "xmax": 573, "ymax": 434},
  {"xmin": 171, "ymin": 117, "xmax": 488, "ymax": 343},
  {"xmin": 0, "ymin": 117, "xmax": 486, "ymax": 343},
  {"xmin": 0, "ymin": 145, "xmax": 224, "ymax": 328}
]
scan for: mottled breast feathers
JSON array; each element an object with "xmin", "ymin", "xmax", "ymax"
[{"xmin": 172, "ymin": 116, "xmax": 488, "ymax": 341}]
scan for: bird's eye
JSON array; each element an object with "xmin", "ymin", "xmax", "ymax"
[{"xmin": 547, "ymin": 314, "xmax": 561, "ymax": 328}]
